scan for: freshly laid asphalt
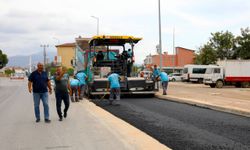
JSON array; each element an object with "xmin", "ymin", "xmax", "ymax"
[{"xmin": 93, "ymin": 97, "xmax": 250, "ymax": 150}]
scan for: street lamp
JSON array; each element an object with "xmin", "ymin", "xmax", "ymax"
[
  {"xmin": 173, "ymin": 27, "xmax": 175, "ymax": 73},
  {"xmin": 91, "ymin": 16, "xmax": 99, "ymax": 35},
  {"xmin": 158, "ymin": 0, "xmax": 162, "ymax": 71},
  {"xmin": 40, "ymin": 44, "xmax": 49, "ymax": 71}
]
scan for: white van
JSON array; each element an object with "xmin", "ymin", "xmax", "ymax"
[{"xmin": 182, "ymin": 65, "xmax": 209, "ymax": 83}]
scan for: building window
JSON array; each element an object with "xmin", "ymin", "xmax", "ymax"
[{"xmin": 214, "ymin": 68, "xmax": 220, "ymax": 73}]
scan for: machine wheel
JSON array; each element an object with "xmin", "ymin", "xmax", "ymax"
[
  {"xmin": 210, "ymin": 84, "xmax": 216, "ymax": 88},
  {"xmin": 241, "ymin": 82, "xmax": 250, "ymax": 88},
  {"xmin": 235, "ymin": 82, "xmax": 241, "ymax": 88},
  {"xmin": 216, "ymin": 80, "xmax": 223, "ymax": 88}
]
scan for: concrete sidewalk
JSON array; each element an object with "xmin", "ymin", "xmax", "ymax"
[{"xmin": 155, "ymin": 82, "xmax": 250, "ymax": 117}]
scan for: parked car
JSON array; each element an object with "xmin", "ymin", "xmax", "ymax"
[{"xmin": 169, "ymin": 73, "xmax": 182, "ymax": 82}]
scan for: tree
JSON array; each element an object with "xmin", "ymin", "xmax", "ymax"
[
  {"xmin": 50, "ymin": 67, "xmax": 57, "ymax": 76},
  {"xmin": 209, "ymin": 31, "xmax": 235, "ymax": 59},
  {"xmin": 194, "ymin": 43, "xmax": 217, "ymax": 65},
  {"xmin": 0, "ymin": 50, "xmax": 8, "ymax": 69},
  {"xmin": 235, "ymin": 27, "xmax": 250, "ymax": 59},
  {"xmin": 196, "ymin": 27, "xmax": 250, "ymax": 63},
  {"xmin": 4, "ymin": 69, "xmax": 15, "ymax": 76},
  {"xmin": 67, "ymin": 68, "xmax": 74, "ymax": 76}
]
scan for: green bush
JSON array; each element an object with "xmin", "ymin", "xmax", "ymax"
[
  {"xmin": 50, "ymin": 67, "xmax": 57, "ymax": 76},
  {"xmin": 67, "ymin": 68, "xmax": 74, "ymax": 76},
  {"xmin": 5, "ymin": 69, "xmax": 14, "ymax": 76}
]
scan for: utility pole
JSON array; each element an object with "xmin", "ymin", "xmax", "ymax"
[
  {"xmin": 40, "ymin": 44, "xmax": 49, "ymax": 71},
  {"xmin": 173, "ymin": 27, "xmax": 175, "ymax": 73},
  {"xmin": 29, "ymin": 56, "xmax": 32, "ymax": 73},
  {"xmin": 158, "ymin": 0, "xmax": 162, "ymax": 71},
  {"xmin": 91, "ymin": 16, "xmax": 99, "ymax": 35}
]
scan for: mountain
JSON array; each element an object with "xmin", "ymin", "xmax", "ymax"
[{"xmin": 7, "ymin": 51, "xmax": 57, "ymax": 67}]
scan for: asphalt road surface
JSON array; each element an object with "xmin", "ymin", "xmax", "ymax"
[{"xmin": 93, "ymin": 96, "xmax": 250, "ymax": 150}]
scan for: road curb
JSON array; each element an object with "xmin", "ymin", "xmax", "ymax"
[{"xmin": 155, "ymin": 94, "xmax": 250, "ymax": 118}]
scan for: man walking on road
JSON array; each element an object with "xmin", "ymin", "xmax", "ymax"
[
  {"xmin": 75, "ymin": 71, "xmax": 87, "ymax": 100},
  {"xmin": 54, "ymin": 67, "xmax": 70, "ymax": 121},
  {"xmin": 157, "ymin": 71, "xmax": 169, "ymax": 95},
  {"xmin": 28, "ymin": 63, "xmax": 52, "ymax": 123},
  {"xmin": 107, "ymin": 72, "xmax": 121, "ymax": 105}
]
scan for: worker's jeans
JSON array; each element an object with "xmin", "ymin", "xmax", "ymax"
[
  {"xmin": 33, "ymin": 92, "xmax": 49, "ymax": 120},
  {"xmin": 162, "ymin": 81, "xmax": 168, "ymax": 95},
  {"xmin": 79, "ymin": 84, "xmax": 86, "ymax": 99},
  {"xmin": 109, "ymin": 88, "xmax": 120, "ymax": 101},
  {"xmin": 70, "ymin": 86, "xmax": 79, "ymax": 102},
  {"xmin": 55, "ymin": 91, "xmax": 70, "ymax": 118}
]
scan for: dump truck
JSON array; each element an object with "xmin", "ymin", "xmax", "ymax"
[
  {"xmin": 204, "ymin": 60, "xmax": 250, "ymax": 88},
  {"xmin": 74, "ymin": 35, "xmax": 157, "ymax": 97}
]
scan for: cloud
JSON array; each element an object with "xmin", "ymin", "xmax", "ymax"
[{"xmin": 0, "ymin": 0, "xmax": 249, "ymax": 64}]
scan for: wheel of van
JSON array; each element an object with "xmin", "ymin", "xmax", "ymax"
[
  {"xmin": 210, "ymin": 84, "xmax": 216, "ymax": 88},
  {"xmin": 241, "ymin": 82, "xmax": 250, "ymax": 88},
  {"xmin": 172, "ymin": 78, "xmax": 176, "ymax": 82},
  {"xmin": 198, "ymin": 78, "xmax": 203, "ymax": 84},
  {"xmin": 235, "ymin": 83, "xmax": 241, "ymax": 88},
  {"xmin": 216, "ymin": 80, "xmax": 223, "ymax": 88}
]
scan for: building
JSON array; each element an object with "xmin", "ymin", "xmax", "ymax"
[
  {"xmin": 55, "ymin": 43, "xmax": 76, "ymax": 68},
  {"xmin": 144, "ymin": 47, "xmax": 195, "ymax": 73},
  {"xmin": 75, "ymin": 37, "xmax": 91, "ymax": 50},
  {"xmin": 55, "ymin": 37, "xmax": 92, "ymax": 69},
  {"xmin": 175, "ymin": 47, "xmax": 195, "ymax": 67},
  {"xmin": 144, "ymin": 47, "xmax": 195, "ymax": 67}
]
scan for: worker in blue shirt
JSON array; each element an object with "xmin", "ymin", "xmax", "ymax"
[
  {"xmin": 127, "ymin": 49, "xmax": 133, "ymax": 77},
  {"xmin": 107, "ymin": 72, "xmax": 121, "ymax": 105},
  {"xmin": 75, "ymin": 71, "xmax": 88, "ymax": 100},
  {"xmin": 152, "ymin": 65, "xmax": 160, "ymax": 89},
  {"xmin": 157, "ymin": 71, "xmax": 169, "ymax": 95},
  {"xmin": 127, "ymin": 49, "xmax": 132, "ymax": 58},
  {"xmin": 153, "ymin": 65, "xmax": 160, "ymax": 79},
  {"xmin": 69, "ymin": 77, "xmax": 80, "ymax": 102}
]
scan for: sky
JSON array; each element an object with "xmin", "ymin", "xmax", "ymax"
[{"xmin": 0, "ymin": 0, "xmax": 250, "ymax": 64}]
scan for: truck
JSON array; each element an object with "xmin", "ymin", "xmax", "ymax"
[
  {"xmin": 74, "ymin": 35, "xmax": 157, "ymax": 97},
  {"xmin": 204, "ymin": 60, "xmax": 250, "ymax": 88},
  {"xmin": 182, "ymin": 64, "xmax": 209, "ymax": 83}
]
